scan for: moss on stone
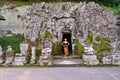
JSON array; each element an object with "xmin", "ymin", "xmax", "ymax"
[
  {"xmin": 103, "ymin": 37, "xmax": 111, "ymax": 42},
  {"xmin": 85, "ymin": 32, "xmax": 111, "ymax": 60},
  {"xmin": 93, "ymin": 36, "xmax": 111, "ymax": 60},
  {"xmin": 35, "ymin": 32, "xmax": 41, "ymax": 62},
  {"xmin": 95, "ymin": 36, "xmax": 102, "ymax": 41},
  {"xmin": 44, "ymin": 30, "xmax": 53, "ymax": 42},
  {"xmin": 86, "ymin": 31, "xmax": 93, "ymax": 43},
  {"xmin": 37, "ymin": 32, "xmax": 42, "ymax": 48},
  {"xmin": 73, "ymin": 39, "xmax": 84, "ymax": 58}
]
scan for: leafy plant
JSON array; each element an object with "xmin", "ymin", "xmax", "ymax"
[
  {"xmin": 52, "ymin": 41, "xmax": 62, "ymax": 56},
  {"xmin": 73, "ymin": 39, "xmax": 84, "ymax": 58},
  {"xmin": 0, "ymin": 34, "xmax": 24, "ymax": 53}
]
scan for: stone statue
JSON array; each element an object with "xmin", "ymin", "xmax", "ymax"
[
  {"xmin": 38, "ymin": 38, "xmax": 52, "ymax": 66},
  {"xmin": 5, "ymin": 46, "xmax": 14, "ymax": 64}
]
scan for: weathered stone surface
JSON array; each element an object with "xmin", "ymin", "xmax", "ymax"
[
  {"xmin": 12, "ymin": 53, "xmax": 24, "ymax": 66},
  {"xmin": 0, "ymin": 46, "xmax": 3, "ymax": 63},
  {"xmin": 30, "ymin": 46, "xmax": 36, "ymax": 64},
  {"xmin": 20, "ymin": 43, "xmax": 29, "ymax": 63},
  {"xmin": 22, "ymin": 2, "xmax": 116, "ymax": 45},
  {"xmin": 102, "ymin": 51, "xmax": 120, "ymax": 65},
  {"xmin": 5, "ymin": 57, "xmax": 14, "ymax": 64},
  {"xmin": 84, "ymin": 43, "xmax": 95, "ymax": 55},
  {"xmin": 38, "ymin": 56, "xmax": 52, "ymax": 66},
  {"xmin": 5, "ymin": 46, "xmax": 14, "ymax": 64},
  {"xmin": 0, "ymin": 5, "xmax": 30, "ymax": 34},
  {"xmin": 0, "ymin": 15, "xmax": 5, "ymax": 20},
  {"xmin": 83, "ymin": 55, "xmax": 99, "ymax": 65},
  {"xmin": 38, "ymin": 48, "xmax": 52, "ymax": 66}
]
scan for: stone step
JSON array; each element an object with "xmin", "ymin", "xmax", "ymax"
[
  {"xmin": 53, "ymin": 58, "xmax": 83, "ymax": 66},
  {"xmin": 53, "ymin": 55, "xmax": 80, "ymax": 59}
]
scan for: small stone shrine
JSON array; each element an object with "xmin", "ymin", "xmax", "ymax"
[
  {"xmin": 0, "ymin": 46, "xmax": 3, "ymax": 63},
  {"xmin": 83, "ymin": 43, "xmax": 99, "ymax": 65},
  {"xmin": 12, "ymin": 53, "xmax": 24, "ymax": 66},
  {"xmin": 38, "ymin": 47, "xmax": 52, "ymax": 66},
  {"xmin": 38, "ymin": 38, "xmax": 52, "ymax": 66},
  {"xmin": 5, "ymin": 46, "xmax": 14, "ymax": 64}
]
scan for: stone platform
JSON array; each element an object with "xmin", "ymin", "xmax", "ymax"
[{"xmin": 52, "ymin": 56, "xmax": 83, "ymax": 67}]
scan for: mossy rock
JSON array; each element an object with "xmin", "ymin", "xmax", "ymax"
[
  {"xmin": 93, "ymin": 36, "xmax": 111, "ymax": 60},
  {"xmin": 44, "ymin": 30, "xmax": 53, "ymax": 42},
  {"xmin": 95, "ymin": 36, "xmax": 102, "ymax": 41},
  {"xmin": 36, "ymin": 32, "xmax": 42, "ymax": 48},
  {"xmin": 103, "ymin": 37, "xmax": 111, "ymax": 42},
  {"xmin": 86, "ymin": 31, "xmax": 93, "ymax": 43},
  {"xmin": 85, "ymin": 31, "xmax": 111, "ymax": 60}
]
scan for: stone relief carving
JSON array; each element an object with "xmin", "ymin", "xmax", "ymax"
[{"xmin": 22, "ymin": 2, "xmax": 116, "ymax": 49}]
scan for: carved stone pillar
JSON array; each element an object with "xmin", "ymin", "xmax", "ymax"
[
  {"xmin": 20, "ymin": 43, "xmax": 29, "ymax": 63},
  {"xmin": 30, "ymin": 46, "xmax": 36, "ymax": 64},
  {"xmin": 0, "ymin": 46, "xmax": 3, "ymax": 64}
]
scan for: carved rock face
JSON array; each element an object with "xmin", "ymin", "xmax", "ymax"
[{"xmin": 23, "ymin": 2, "xmax": 116, "ymax": 45}]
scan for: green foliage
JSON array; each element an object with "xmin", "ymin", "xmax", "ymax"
[
  {"xmin": 44, "ymin": 30, "xmax": 53, "ymax": 42},
  {"xmin": 26, "ymin": 47, "xmax": 31, "ymax": 63},
  {"xmin": 95, "ymin": 36, "xmax": 101, "ymax": 42},
  {"xmin": 0, "ymin": 34, "xmax": 24, "ymax": 53},
  {"xmin": 37, "ymin": 32, "xmax": 42, "ymax": 49},
  {"xmin": 35, "ymin": 33, "xmax": 41, "ymax": 62},
  {"xmin": 85, "ymin": 32, "xmax": 111, "ymax": 60},
  {"xmin": 93, "ymin": 36, "xmax": 111, "ymax": 60},
  {"xmin": 86, "ymin": 31, "xmax": 93, "ymax": 43},
  {"xmin": 52, "ymin": 41, "xmax": 62, "ymax": 56},
  {"xmin": 103, "ymin": 37, "xmax": 111, "ymax": 42},
  {"xmin": 73, "ymin": 39, "xmax": 84, "ymax": 58},
  {"xmin": 35, "ymin": 47, "xmax": 40, "ymax": 63}
]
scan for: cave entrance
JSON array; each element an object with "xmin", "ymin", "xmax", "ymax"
[{"xmin": 62, "ymin": 32, "xmax": 72, "ymax": 55}]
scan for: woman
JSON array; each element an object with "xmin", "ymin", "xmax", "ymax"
[{"xmin": 62, "ymin": 38, "xmax": 69, "ymax": 58}]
